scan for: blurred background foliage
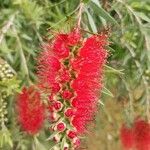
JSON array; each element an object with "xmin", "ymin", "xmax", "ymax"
[{"xmin": 0, "ymin": 0, "xmax": 150, "ymax": 149}]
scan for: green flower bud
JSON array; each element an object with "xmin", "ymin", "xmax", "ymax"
[{"xmin": 0, "ymin": 58, "xmax": 15, "ymax": 81}]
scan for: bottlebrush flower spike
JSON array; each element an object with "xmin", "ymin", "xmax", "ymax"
[
  {"xmin": 52, "ymin": 34, "xmax": 70, "ymax": 59},
  {"xmin": 37, "ymin": 28, "xmax": 108, "ymax": 149},
  {"xmin": 17, "ymin": 86, "xmax": 45, "ymax": 134},
  {"xmin": 37, "ymin": 48, "xmax": 61, "ymax": 91},
  {"xmin": 120, "ymin": 124, "xmax": 134, "ymax": 150},
  {"xmin": 71, "ymin": 35, "xmax": 108, "ymax": 133},
  {"xmin": 67, "ymin": 28, "xmax": 81, "ymax": 46},
  {"xmin": 133, "ymin": 119, "xmax": 150, "ymax": 150}
]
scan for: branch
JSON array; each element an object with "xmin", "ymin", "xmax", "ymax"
[
  {"xmin": 0, "ymin": 14, "xmax": 16, "ymax": 44},
  {"xmin": 77, "ymin": 2, "xmax": 84, "ymax": 28},
  {"xmin": 12, "ymin": 26, "xmax": 30, "ymax": 82}
]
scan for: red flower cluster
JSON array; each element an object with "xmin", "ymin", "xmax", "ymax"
[
  {"xmin": 134, "ymin": 119, "xmax": 150, "ymax": 150},
  {"xmin": 17, "ymin": 86, "xmax": 45, "ymax": 134},
  {"xmin": 120, "ymin": 119, "xmax": 150, "ymax": 150},
  {"xmin": 37, "ymin": 28, "xmax": 108, "ymax": 149},
  {"xmin": 120, "ymin": 124, "xmax": 134, "ymax": 149},
  {"xmin": 71, "ymin": 35, "xmax": 107, "ymax": 133}
]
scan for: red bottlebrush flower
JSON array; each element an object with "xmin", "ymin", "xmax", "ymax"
[
  {"xmin": 51, "ymin": 83, "xmax": 61, "ymax": 93},
  {"xmin": 67, "ymin": 28, "xmax": 81, "ymax": 46},
  {"xmin": 120, "ymin": 124, "xmax": 134, "ymax": 150},
  {"xmin": 133, "ymin": 119, "xmax": 150, "ymax": 150},
  {"xmin": 57, "ymin": 122, "xmax": 66, "ymax": 132},
  {"xmin": 71, "ymin": 34, "xmax": 108, "ymax": 133},
  {"xmin": 17, "ymin": 86, "xmax": 45, "ymax": 134},
  {"xmin": 48, "ymin": 105, "xmax": 54, "ymax": 112},
  {"xmin": 73, "ymin": 138, "xmax": 81, "ymax": 148},
  {"xmin": 65, "ymin": 108, "xmax": 75, "ymax": 118},
  {"xmin": 67, "ymin": 130, "xmax": 77, "ymax": 139},
  {"xmin": 49, "ymin": 112, "xmax": 59, "ymax": 122},
  {"xmin": 53, "ymin": 101, "xmax": 63, "ymax": 111},
  {"xmin": 59, "ymin": 68, "xmax": 71, "ymax": 83},
  {"xmin": 62, "ymin": 90, "xmax": 73, "ymax": 100},
  {"xmin": 52, "ymin": 34, "xmax": 70, "ymax": 59},
  {"xmin": 37, "ymin": 49, "xmax": 61, "ymax": 90},
  {"xmin": 37, "ymin": 29, "xmax": 108, "ymax": 149},
  {"xmin": 48, "ymin": 94, "xmax": 55, "ymax": 102}
]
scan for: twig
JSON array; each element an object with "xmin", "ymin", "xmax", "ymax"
[
  {"xmin": 0, "ymin": 14, "xmax": 16, "ymax": 44},
  {"xmin": 77, "ymin": 2, "xmax": 84, "ymax": 27},
  {"xmin": 124, "ymin": 44, "xmax": 150, "ymax": 122},
  {"xmin": 47, "ymin": 4, "xmax": 80, "ymax": 30},
  {"xmin": 122, "ymin": 78, "xmax": 134, "ymax": 122},
  {"xmin": 143, "ymin": 77, "xmax": 150, "ymax": 123},
  {"xmin": 144, "ymin": 34, "xmax": 150, "ymax": 123},
  {"xmin": 12, "ymin": 26, "xmax": 30, "ymax": 82},
  {"xmin": 102, "ymin": 0, "xmax": 109, "ymax": 10}
]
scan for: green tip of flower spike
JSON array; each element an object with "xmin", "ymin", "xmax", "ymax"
[{"xmin": 0, "ymin": 58, "xmax": 15, "ymax": 81}]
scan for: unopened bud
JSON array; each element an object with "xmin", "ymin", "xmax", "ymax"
[{"xmin": 56, "ymin": 122, "xmax": 66, "ymax": 132}]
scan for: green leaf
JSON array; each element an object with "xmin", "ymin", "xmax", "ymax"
[
  {"xmin": 102, "ymin": 87, "xmax": 114, "ymax": 97},
  {"xmin": 91, "ymin": 0, "xmax": 101, "ymax": 7},
  {"xmin": 90, "ymin": 1, "xmax": 119, "ymax": 26},
  {"xmin": 135, "ymin": 12, "xmax": 150, "ymax": 23},
  {"xmin": 60, "ymin": 137, "xmax": 66, "ymax": 150},
  {"xmin": 46, "ymin": 131, "xmax": 59, "ymax": 141},
  {"xmin": 85, "ymin": 9, "xmax": 97, "ymax": 33},
  {"xmin": 0, "ymin": 125, "xmax": 13, "ymax": 148},
  {"xmin": 83, "ymin": 0, "xmax": 90, "ymax": 4},
  {"xmin": 105, "ymin": 65, "xmax": 124, "ymax": 75},
  {"xmin": 34, "ymin": 137, "xmax": 47, "ymax": 150}
]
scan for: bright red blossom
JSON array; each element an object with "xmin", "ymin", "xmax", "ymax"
[
  {"xmin": 51, "ymin": 82, "xmax": 61, "ymax": 93},
  {"xmin": 17, "ymin": 86, "xmax": 45, "ymax": 134},
  {"xmin": 71, "ymin": 35, "xmax": 108, "ymax": 133},
  {"xmin": 65, "ymin": 108, "xmax": 75, "ymax": 117},
  {"xmin": 67, "ymin": 130, "xmax": 77, "ymax": 139},
  {"xmin": 62, "ymin": 90, "xmax": 73, "ymax": 100},
  {"xmin": 120, "ymin": 124, "xmax": 134, "ymax": 150},
  {"xmin": 120, "ymin": 119, "xmax": 150, "ymax": 150},
  {"xmin": 57, "ymin": 122, "xmax": 66, "ymax": 132},
  {"xmin": 53, "ymin": 34, "xmax": 70, "ymax": 59},
  {"xmin": 59, "ymin": 68, "xmax": 71, "ymax": 83},
  {"xmin": 37, "ymin": 29, "xmax": 108, "ymax": 149},
  {"xmin": 73, "ymin": 138, "xmax": 81, "ymax": 148},
  {"xmin": 37, "ymin": 49, "xmax": 61, "ymax": 90},
  {"xmin": 67, "ymin": 28, "xmax": 81, "ymax": 46},
  {"xmin": 53, "ymin": 101, "xmax": 63, "ymax": 111},
  {"xmin": 133, "ymin": 119, "xmax": 150, "ymax": 150}
]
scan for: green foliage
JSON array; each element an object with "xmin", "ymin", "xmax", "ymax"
[{"xmin": 0, "ymin": 125, "xmax": 13, "ymax": 148}]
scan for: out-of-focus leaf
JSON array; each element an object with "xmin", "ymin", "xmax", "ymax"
[
  {"xmin": 91, "ymin": 0, "xmax": 101, "ymax": 7},
  {"xmin": 46, "ymin": 131, "xmax": 59, "ymax": 141},
  {"xmin": 85, "ymin": 9, "xmax": 97, "ymax": 33},
  {"xmin": 102, "ymin": 87, "xmax": 114, "ymax": 97},
  {"xmin": 135, "ymin": 12, "xmax": 150, "ymax": 22},
  {"xmin": 90, "ymin": 1, "xmax": 119, "ymax": 26},
  {"xmin": 83, "ymin": 0, "xmax": 90, "ymax": 3},
  {"xmin": 34, "ymin": 137, "xmax": 47, "ymax": 150},
  {"xmin": 0, "ymin": 125, "xmax": 13, "ymax": 148},
  {"xmin": 105, "ymin": 65, "xmax": 124, "ymax": 75}
]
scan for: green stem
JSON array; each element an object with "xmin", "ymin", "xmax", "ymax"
[{"xmin": 12, "ymin": 26, "xmax": 30, "ymax": 84}]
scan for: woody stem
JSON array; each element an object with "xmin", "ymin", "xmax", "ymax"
[{"xmin": 77, "ymin": 2, "xmax": 84, "ymax": 28}]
